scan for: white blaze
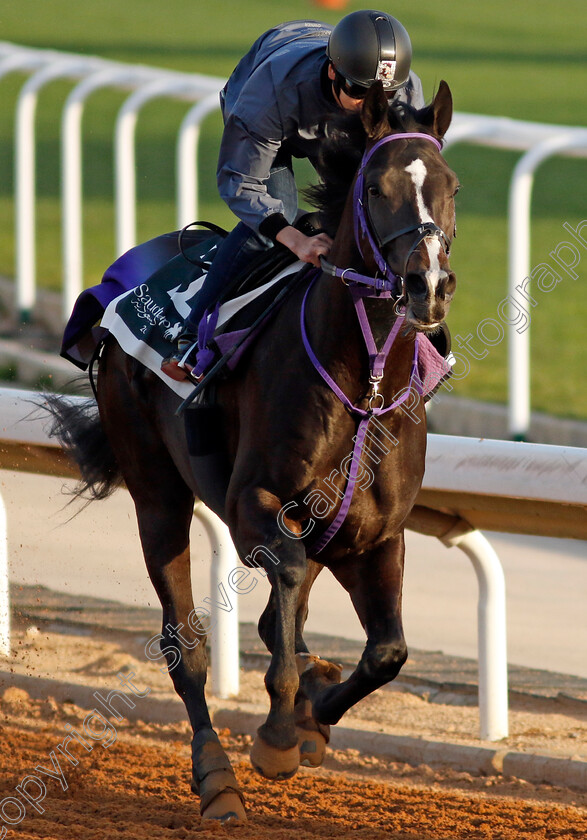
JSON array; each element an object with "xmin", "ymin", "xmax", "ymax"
[{"xmin": 404, "ymin": 158, "xmax": 444, "ymax": 290}]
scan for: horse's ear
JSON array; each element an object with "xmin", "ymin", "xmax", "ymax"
[
  {"xmin": 419, "ymin": 80, "xmax": 453, "ymax": 140},
  {"xmin": 433, "ymin": 80, "xmax": 453, "ymax": 138},
  {"xmin": 361, "ymin": 81, "xmax": 390, "ymax": 140},
  {"xmin": 431, "ymin": 80, "xmax": 453, "ymax": 139}
]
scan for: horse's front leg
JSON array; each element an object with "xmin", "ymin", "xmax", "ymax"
[
  {"xmin": 258, "ymin": 561, "xmax": 335, "ymax": 767},
  {"xmin": 301, "ymin": 534, "xmax": 408, "ymax": 726},
  {"xmin": 258, "ymin": 559, "xmax": 323, "ymax": 656},
  {"xmin": 232, "ymin": 487, "xmax": 309, "ymax": 779}
]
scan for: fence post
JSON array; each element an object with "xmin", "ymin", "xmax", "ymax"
[
  {"xmin": 192, "ymin": 502, "xmax": 240, "ymax": 698},
  {"xmin": 14, "ymin": 57, "xmax": 99, "ymax": 321},
  {"xmin": 114, "ymin": 78, "xmax": 204, "ymax": 257},
  {"xmin": 442, "ymin": 527, "xmax": 508, "ymax": 741},
  {"xmin": 507, "ymin": 131, "xmax": 587, "ymax": 440},
  {"xmin": 61, "ymin": 67, "xmax": 148, "ymax": 318},
  {"xmin": 176, "ymin": 91, "xmax": 221, "ymax": 228}
]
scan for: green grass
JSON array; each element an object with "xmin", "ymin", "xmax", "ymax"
[{"xmin": 1, "ymin": 0, "xmax": 586, "ymax": 418}]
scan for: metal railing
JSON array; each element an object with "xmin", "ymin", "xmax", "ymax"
[{"xmin": 0, "ymin": 42, "xmax": 224, "ymax": 322}]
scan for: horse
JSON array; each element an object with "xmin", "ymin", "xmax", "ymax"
[{"xmin": 47, "ymin": 80, "xmax": 459, "ymax": 824}]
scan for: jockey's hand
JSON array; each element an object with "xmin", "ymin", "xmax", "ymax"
[{"xmin": 275, "ymin": 226, "xmax": 333, "ymax": 268}]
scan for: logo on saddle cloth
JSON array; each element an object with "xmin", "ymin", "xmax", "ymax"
[{"xmin": 132, "ymin": 283, "xmax": 183, "ymax": 335}]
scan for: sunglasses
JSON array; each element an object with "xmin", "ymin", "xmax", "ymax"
[{"xmin": 340, "ymin": 76, "xmax": 396, "ymax": 101}]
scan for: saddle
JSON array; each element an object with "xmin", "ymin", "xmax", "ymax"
[{"xmin": 185, "ymin": 213, "xmax": 322, "ymax": 304}]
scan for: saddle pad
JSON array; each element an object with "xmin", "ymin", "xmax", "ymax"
[{"xmin": 101, "ymin": 260, "xmax": 303, "ymax": 398}]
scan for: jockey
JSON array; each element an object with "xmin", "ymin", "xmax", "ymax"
[{"xmin": 163, "ymin": 9, "xmax": 425, "ymax": 380}]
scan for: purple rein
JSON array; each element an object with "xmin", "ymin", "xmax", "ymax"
[{"xmin": 301, "ymin": 131, "xmax": 443, "ymax": 554}]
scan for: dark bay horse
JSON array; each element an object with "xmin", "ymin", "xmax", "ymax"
[{"xmin": 48, "ymin": 81, "xmax": 458, "ymax": 823}]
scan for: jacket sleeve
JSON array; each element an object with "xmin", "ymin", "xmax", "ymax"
[
  {"xmin": 405, "ymin": 71, "xmax": 426, "ymax": 109},
  {"xmin": 217, "ymin": 64, "xmax": 290, "ymax": 237}
]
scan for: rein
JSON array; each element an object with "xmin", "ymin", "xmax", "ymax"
[{"xmin": 303, "ymin": 131, "xmax": 445, "ymax": 554}]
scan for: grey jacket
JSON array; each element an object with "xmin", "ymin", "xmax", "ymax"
[{"xmin": 217, "ymin": 20, "xmax": 425, "ymax": 239}]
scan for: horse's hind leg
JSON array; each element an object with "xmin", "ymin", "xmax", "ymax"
[
  {"xmin": 136, "ymin": 497, "xmax": 245, "ymax": 822},
  {"xmin": 295, "ymin": 655, "xmax": 341, "ymax": 767},
  {"xmin": 97, "ymin": 353, "xmax": 245, "ymax": 822}
]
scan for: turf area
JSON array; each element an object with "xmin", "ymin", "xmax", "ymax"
[{"xmin": 1, "ymin": 1, "xmax": 586, "ymax": 418}]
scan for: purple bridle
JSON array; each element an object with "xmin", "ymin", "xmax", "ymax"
[
  {"xmin": 302, "ymin": 131, "xmax": 448, "ymax": 554},
  {"xmin": 320, "ymin": 131, "xmax": 448, "ymax": 295}
]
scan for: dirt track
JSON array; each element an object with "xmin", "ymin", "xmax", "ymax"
[
  {"xmin": 1, "ymin": 605, "xmax": 587, "ymax": 838},
  {"xmin": 0, "ymin": 725, "xmax": 587, "ymax": 840},
  {"xmin": 1, "ymin": 703, "xmax": 586, "ymax": 840}
]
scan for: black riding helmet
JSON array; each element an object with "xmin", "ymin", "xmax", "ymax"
[{"xmin": 327, "ymin": 10, "xmax": 412, "ymax": 96}]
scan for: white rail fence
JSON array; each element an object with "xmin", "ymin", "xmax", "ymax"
[
  {"xmin": 0, "ymin": 42, "xmax": 224, "ymax": 322},
  {"xmin": 2, "ymin": 42, "xmax": 587, "ymax": 438},
  {"xmin": 1, "ymin": 388, "xmax": 586, "ymax": 742}
]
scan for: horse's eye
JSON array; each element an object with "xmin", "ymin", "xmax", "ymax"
[
  {"xmin": 367, "ymin": 184, "xmax": 381, "ymax": 198},
  {"xmin": 452, "ymin": 185, "xmax": 461, "ymax": 197}
]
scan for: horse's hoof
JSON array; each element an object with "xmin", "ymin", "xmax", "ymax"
[
  {"xmin": 296, "ymin": 651, "xmax": 343, "ymax": 684},
  {"xmin": 250, "ymin": 734, "xmax": 300, "ymax": 780},
  {"xmin": 201, "ymin": 791, "xmax": 247, "ymax": 824},
  {"xmin": 296, "ymin": 651, "xmax": 321, "ymax": 675},
  {"xmin": 294, "ymin": 652, "xmax": 337, "ymax": 769},
  {"xmin": 297, "ymin": 726, "xmax": 328, "ymax": 768}
]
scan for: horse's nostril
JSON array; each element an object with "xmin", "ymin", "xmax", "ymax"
[{"xmin": 405, "ymin": 273, "xmax": 428, "ymax": 298}]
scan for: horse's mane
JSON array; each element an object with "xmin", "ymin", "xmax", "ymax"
[{"xmin": 304, "ymin": 99, "xmax": 426, "ymax": 236}]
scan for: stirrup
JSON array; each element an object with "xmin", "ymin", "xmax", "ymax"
[{"xmin": 161, "ymin": 334, "xmax": 199, "ymax": 382}]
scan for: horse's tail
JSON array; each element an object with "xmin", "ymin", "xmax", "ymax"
[{"xmin": 43, "ymin": 394, "xmax": 123, "ymax": 501}]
